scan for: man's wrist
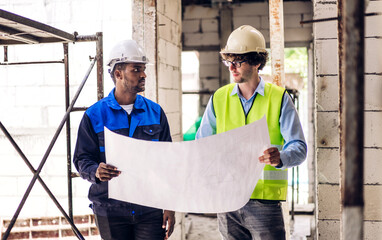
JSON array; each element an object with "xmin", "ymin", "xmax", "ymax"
[{"xmin": 276, "ymin": 160, "xmax": 283, "ymax": 168}]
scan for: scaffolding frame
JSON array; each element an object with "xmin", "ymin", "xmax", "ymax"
[{"xmin": 0, "ymin": 9, "xmax": 104, "ymax": 239}]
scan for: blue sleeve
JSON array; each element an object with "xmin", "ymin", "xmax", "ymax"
[
  {"xmin": 73, "ymin": 113, "xmax": 100, "ymax": 184},
  {"xmin": 278, "ymin": 93, "xmax": 307, "ymax": 169},
  {"xmin": 195, "ymin": 96, "xmax": 216, "ymax": 139}
]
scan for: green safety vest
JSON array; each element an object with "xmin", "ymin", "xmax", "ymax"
[{"xmin": 213, "ymin": 82, "xmax": 288, "ymax": 201}]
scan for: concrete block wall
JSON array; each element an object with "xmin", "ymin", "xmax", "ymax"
[
  {"xmin": 312, "ymin": 0, "xmax": 341, "ymax": 237},
  {"xmin": 157, "ymin": 1, "xmax": 185, "ymax": 239},
  {"xmin": 183, "ymin": 5, "xmax": 220, "ymax": 112},
  {"xmin": 313, "ymin": 0, "xmax": 382, "ymax": 239},
  {"xmin": 182, "ymin": 1, "xmax": 313, "ymax": 111},
  {"xmin": 157, "ymin": 0, "xmax": 183, "ymax": 143}
]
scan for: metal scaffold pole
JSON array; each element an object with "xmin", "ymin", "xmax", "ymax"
[{"xmin": 1, "ymin": 59, "xmax": 96, "ymax": 240}]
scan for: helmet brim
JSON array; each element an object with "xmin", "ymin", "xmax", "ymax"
[{"xmin": 220, "ymin": 48, "xmax": 267, "ymax": 54}]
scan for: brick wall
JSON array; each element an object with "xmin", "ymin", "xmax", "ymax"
[
  {"xmin": 0, "ymin": 215, "xmax": 99, "ymax": 239},
  {"xmin": 314, "ymin": 0, "xmax": 382, "ymax": 239}
]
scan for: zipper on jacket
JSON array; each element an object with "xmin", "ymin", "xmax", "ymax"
[{"xmin": 127, "ymin": 114, "xmax": 131, "ymax": 129}]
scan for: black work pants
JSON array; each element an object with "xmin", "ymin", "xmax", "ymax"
[{"xmin": 95, "ymin": 210, "xmax": 165, "ymax": 240}]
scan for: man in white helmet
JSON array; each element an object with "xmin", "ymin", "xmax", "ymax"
[
  {"xmin": 196, "ymin": 25, "xmax": 307, "ymax": 239},
  {"xmin": 73, "ymin": 39, "xmax": 175, "ymax": 240}
]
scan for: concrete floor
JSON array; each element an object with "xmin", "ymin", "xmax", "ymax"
[
  {"xmin": 185, "ymin": 213, "xmax": 314, "ymax": 240},
  {"xmin": 185, "ymin": 214, "xmax": 221, "ymax": 240}
]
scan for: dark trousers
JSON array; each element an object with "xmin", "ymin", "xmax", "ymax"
[
  {"xmin": 95, "ymin": 210, "xmax": 165, "ymax": 240},
  {"xmin": 218, "ymin": 200, "xmax": 286, "ymax": 240}
]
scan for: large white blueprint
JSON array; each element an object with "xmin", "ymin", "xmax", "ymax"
[{"xmin": 105, "ymin": 116, "xmax": 270, "ymax": 213}]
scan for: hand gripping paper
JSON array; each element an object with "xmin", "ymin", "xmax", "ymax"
[{"xmin": 105, "ymin": 116, "xmax": 270, "ymax": 213}]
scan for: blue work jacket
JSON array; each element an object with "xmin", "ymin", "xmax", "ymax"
[{"xmin": 73, "ymin": 89, "xmax": 172, "ymax": 217}]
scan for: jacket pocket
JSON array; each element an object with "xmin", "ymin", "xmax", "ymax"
[{"xmin": 141, "ymin": 125, "xmax": 162, "ymax": 140}]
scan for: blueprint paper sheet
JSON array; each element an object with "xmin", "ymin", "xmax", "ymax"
[{"xmin": 105, "ymin": 116, "xmax": 269, "ymax": 213}]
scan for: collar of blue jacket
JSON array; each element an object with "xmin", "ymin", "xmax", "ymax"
[{"xmin": 104, "ymin": 88, "xmax": 146, "ymax": 111}]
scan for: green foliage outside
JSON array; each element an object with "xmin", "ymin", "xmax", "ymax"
[{"xmin": 284, "ymin": 48, "xmax": 308, "ymax": 79}]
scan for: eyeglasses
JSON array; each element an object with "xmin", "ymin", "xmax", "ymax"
[{"xmin": 222, "ymin": 60, "xmax": 247, "ymax": 68}]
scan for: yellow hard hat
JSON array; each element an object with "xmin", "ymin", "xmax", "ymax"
[{"xmin": 220, "ymin": 25, "xmax": 266, "ymax": 54}]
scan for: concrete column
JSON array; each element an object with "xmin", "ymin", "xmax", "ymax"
[
  {"xmin": 219, "ymin": 6, "xmax": 232, "ymax": 87},
  {"xmin": 313, "ymin": 0, "xmax": 341, "ymax": 238},
  {"xmin": 132, "ymin": 0, "xmax": 158, "ymax": 102},
  {"xmin": 338, "ymin": 0, "xmax": 365, "ymax": 238},
  {"xmin": 307, "ymin": 45, "xmax": 315, "ymax": 205},
  {"xmin": 269, "ymin": 0, "xmax": 285, "ymax": 87}
]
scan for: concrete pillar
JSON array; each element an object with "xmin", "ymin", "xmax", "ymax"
[
  {"xmin": 269, "ymin": 0, "xmax": 285, "ymax": 87},
  {"xmin": 307, "ymin": 45, "xmax": 315, "ymax": 205},
  {"xmin": 132, "ymin": 1, "xmax": 184, "ymax": 239},
  {"xmin": 132, "ymin": 0, "xmax": 158, "ymax": 102},
  {"xmin": 219, "ymin": 6, "xmax": 233, "ymax": 87}
]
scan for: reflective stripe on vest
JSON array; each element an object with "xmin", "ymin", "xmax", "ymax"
[
  {"xmin": 262, "ymin": 169, "xmax": 288, "ymax": 180},
  {"xmin": 213, "ymin": 82, "xmax": 288, "ymax": 201}
]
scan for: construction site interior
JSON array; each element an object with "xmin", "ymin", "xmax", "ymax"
[{"xmin": 0, "ymin": 0, "xmax": 381, "ymax": 239}]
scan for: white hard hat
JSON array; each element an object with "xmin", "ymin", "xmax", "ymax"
[
  {"xmin": 220, "ymin": 25, "xmax": 266, "ymax": 54},
  {"xmin": 107, "ymin": 39, "xmax": 149, "ymax": 73}
]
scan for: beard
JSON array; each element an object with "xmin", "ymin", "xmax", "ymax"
[
  {"xmin": 236, "ymin": 77, "xmax": 247, "ymax": 83},
  {"xmin": 134, "ymin": 78, "xmax": 145, "ymax": 92},
  {"xmin": 122, "ymin": 77, "xmax": 145, "ymax": 94},
  {"xmin": 232, "ymin": 75, "xmax": 248, "ymax": 83},
  {"xmin": 232, "ymin": 68, "xmax": 254, "ymax": 84}
]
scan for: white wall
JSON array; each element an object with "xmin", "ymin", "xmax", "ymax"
[{"xmin": 0, "ymin": 0, "xmax": 134, "ymax": 218}]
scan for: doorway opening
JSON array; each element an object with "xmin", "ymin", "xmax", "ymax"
[{"xmin": 181, "ymin": 51, "xmax": 201, "ymax": 140}]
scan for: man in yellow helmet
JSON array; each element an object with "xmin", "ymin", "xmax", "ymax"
[{"xmin": 196, "ymin": 25, "xmax": 307, "ymax": 240}]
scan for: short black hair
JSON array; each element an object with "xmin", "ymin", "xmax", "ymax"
[
  {"xmin": 110, "ymin": 63, "xmax": 129, "ymax": 84},
  {"xmin": 221, "ymin": 51, "xmax": 268, "ymax": 70}
]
